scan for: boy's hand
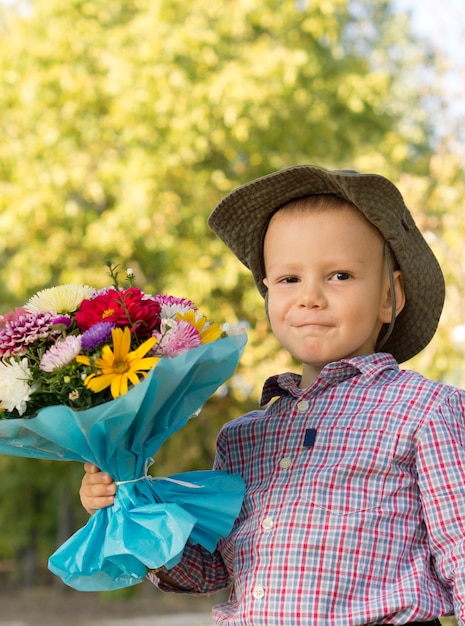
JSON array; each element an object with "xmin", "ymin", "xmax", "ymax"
[
  {"xmin": 80, "ymin": 463, "xmax": 183, "ymax": 591},
  {"xmin": 80, "ymin": 462, "xmax": 116, "ymax": 515}
]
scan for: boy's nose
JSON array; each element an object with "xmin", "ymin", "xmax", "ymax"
[{"xmin": 298, "ymin": 280, "xmax": 325, "ymax": 308}]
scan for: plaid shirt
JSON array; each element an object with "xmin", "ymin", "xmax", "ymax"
[{"xmin": 153, "ymin": 353, "xmax": 465, "ymax": 625}]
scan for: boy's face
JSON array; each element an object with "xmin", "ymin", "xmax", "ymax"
[{"xmin": 263, "ymin": 201, "xmax": 402, "ymax": 387}]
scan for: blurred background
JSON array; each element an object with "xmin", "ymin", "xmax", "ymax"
[{"xmin": 0, "ymin": 0, "xmax": 463, "ymax": 623}]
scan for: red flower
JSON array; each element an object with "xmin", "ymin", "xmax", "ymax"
[{"xmin": 76, "ymin": 288, "xmax": 161, "ymax": 337}]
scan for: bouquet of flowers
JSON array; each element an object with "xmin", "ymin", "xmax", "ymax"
[{"xmin": 0, "ymin": 263, "xmax": 247, "ymax": 591}]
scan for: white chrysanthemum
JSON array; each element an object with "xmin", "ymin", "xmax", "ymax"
[
  {"xmin": 154, "ymin": 294, "xmax": 196, "ymax": 320},
  {"xmin": 0, "ymin": 357, "xmax": 36, "ymax": 416},
  {"xmin": 40, "ymin": 335, "xmax": 82, "ymax": 372},
  {"xmin": 26, "ymin": 284, "xmax": 95, "ymax": 314}
]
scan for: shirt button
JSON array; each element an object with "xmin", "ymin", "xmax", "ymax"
[
  {"xmin": 279, "ymin": 457, "xmax": 292, "ymax": 469},
  {"xmin": 262, "ymin": 517, "xmax": 274, "ymax": 530},
  {"xmin": 252, "ymin": 585, "xmax": 265, "ymax": 599},
  {"xmin": 297, "ymin": 400, "xmax": 309, "ymax": 412}
]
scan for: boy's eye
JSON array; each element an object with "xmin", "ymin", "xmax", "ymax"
[
  {"xmin": 333, "ymin": 272, "xmax": 351, "ymax": 281},
  {"xmin": 281, "ymin": 276, "xmax": 299, "ymax": 284}
]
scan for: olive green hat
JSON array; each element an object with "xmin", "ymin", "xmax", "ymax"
[{"xmin": 208, "ymin": 164, "xmax": 445, "ymax": 363}]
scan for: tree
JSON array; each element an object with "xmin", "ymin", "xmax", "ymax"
[
  {"xmin": 0, "ymin": 0, "xmax": 462, "ymax": 583},
  {"xmin": 0, "ymin": 0, "xmax": 438, "ymax": 298}
]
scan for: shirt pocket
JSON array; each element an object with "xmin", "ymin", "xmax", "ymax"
[{"xmin": 307, "ymin": 427, "xmax": 394, "ymax": 517}]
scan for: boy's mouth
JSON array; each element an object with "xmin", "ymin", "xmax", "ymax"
[{"xmin": 290, "ymin": 320, "xmax": 334, "ymax": 331}]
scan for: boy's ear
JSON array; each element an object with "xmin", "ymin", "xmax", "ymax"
[
  {"xmin": 379, "ymin": 270, "xmax": 406, "ymax": 323},
  {"xmin": 263, "ymin": 283, "xmax": 270, "ymax": 323}
]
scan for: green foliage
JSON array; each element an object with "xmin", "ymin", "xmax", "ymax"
[
  {"xmin": 0, "ymin": 456, "xmax": 86, "ymax": 560},
  {"xmin": 0, "ymin": 0, "xmax": 463, "ymax": 584},
  {"xmin": 0, "ymin": 0, "xmax": 437, "ymax": 299}
]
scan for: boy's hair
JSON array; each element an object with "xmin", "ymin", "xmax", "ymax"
[
  {"xmin": 208, "ymin": 164, "xmax": 445, "ymax": 363},
  {"xmin": 278, "ymin": 192, "xmax": 358, "ymax": 215}
]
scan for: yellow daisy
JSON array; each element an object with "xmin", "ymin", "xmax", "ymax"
[
  {"xmin": 176, "ymin": 310, "xmax": 223, "ymax": 344},
  {"xmin": 77, "ymin": 327, "xmax": 159, "ymax": 399}
]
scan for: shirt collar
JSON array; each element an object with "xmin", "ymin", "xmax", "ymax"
[{"xmin": 259, "ymin": 352, "xmax": 399, "ymax": 407}]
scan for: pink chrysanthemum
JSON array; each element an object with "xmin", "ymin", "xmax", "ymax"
[
  {"xmin": 0, "ymin": 312, "xmax": 62, "ymax": 358},
  {"xmin": 152, "ymin": 319, "xmax": 201, "ymax": 357},
  {"xmin": 40, "ymin": 335, "xmax": 82, "ymax": 372}
]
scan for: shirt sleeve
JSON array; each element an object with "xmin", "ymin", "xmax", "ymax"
[
  {"xmin": 417, "ymin": 388, "xmax": 465, "ymax": 624},
  {"xmin": 151, "ymin": 541, "xmax": 231, "ymax": 595}
]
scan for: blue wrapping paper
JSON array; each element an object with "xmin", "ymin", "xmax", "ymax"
[{"xmin": 0, "ymin": 334, "xmax": 247, "ymax": 590}]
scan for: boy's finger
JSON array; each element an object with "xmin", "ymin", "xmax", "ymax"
[{"xmin": 83, "ymin": 462, "xmax": 100, "ymax": 474}]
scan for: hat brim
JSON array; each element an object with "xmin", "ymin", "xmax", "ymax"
[{"xmin": 208, "ymin": 165, "xmax": 445, "ymax": 363}]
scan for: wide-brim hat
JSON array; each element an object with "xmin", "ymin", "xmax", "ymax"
[{"xmin": 208, "ymin": 164, "xmax": 445, "ymax": 363}]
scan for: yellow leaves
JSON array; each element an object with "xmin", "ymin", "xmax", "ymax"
[{"xmin": 336, "ymin": 71, "xmax": 391, "ymax": 114}]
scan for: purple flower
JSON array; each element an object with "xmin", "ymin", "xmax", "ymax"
[
  {"xmin": 80, "ymin": 322, "xmax": 114, "ymax": 351},
  {"xmin": 89, "ymin": 286, "xmax": 115, "ymax": 299},
  {"xmin": 154, "ymin": 294, "xmax": 197, "ymax": 320},
  {"xmin": 0, "ymin": 311, "xmax": 62, "ymax": 358},
  {"xmin": 53, "ymin": 315, "xmax": 72, "ymax": 327}
]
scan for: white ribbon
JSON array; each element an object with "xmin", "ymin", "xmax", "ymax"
[{"xmin": 115, "ymin": 457, "xmax": 204, "ymax": 489}]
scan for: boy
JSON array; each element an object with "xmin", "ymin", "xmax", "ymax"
[{"xmin": 81, "ymin": 165, "xmax": 465, "ymax": 625}]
